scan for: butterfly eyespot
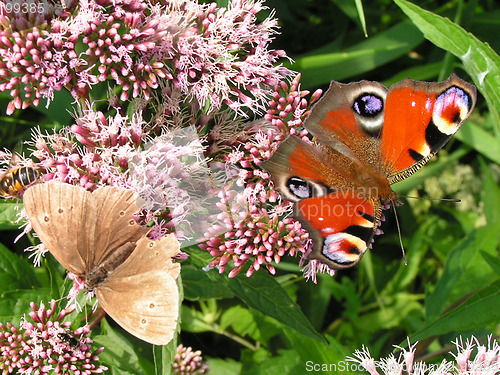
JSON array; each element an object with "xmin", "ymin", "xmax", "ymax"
[
  {"xmin": 287, "ymin": 177, "xmax": 313, "ymax": 199},
  {"xmin": 148, "ymin": 242, "xmax": 154, "ymax": 248},
  {"xmin": 432, "ymin": 86, "xmax": 472, "ymax": 135},
  {"xmin": 119, "ymin": 211, "xmax": 125, "ymax": 216},
  {"xmin": 353, "ymin": 93, "xmax": 383, "ymax": 118},
  {"xmin": 141, "ymin": 318, "xmax": 147, "ymax": 324},
  {"xmin": 44, "ymin": 216, "xmax": 49, "ymax": 222},
  {"xmin": 149, "ymin": 303, "xmax": 155, "ymax": 309},
  {"xmin": 58, "ymin": 208, "xmax": 64, "ymax": 213},
  {"xmin": 128, "ymin": 219, "xmax": 135, "ymax": 226}
]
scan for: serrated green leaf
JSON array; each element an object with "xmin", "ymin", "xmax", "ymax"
[
  {"xmin": 395, "ymin": 0, "xmax": 500, "ymax": 130},
  {"xmin": 414, "ymin": 280, "xmax": 500, "ymax": 341}
]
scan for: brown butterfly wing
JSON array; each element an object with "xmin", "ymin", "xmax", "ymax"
[
  {"xmin": 95, "ymin": 234, "xmax": 180, "ymax": 345},
  {"xmin": 91, "ymin": 186, "xmax": 150, "ymax": 269},
  {"xmin": 23, "ymin": 183, "xmax": 96, "ymax": 275}
]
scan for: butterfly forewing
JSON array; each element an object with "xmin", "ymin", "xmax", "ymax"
[
  {"xmin": 92, "ymin": 186, "xmax": 151, "ymax": 269},
  {"xmin": 23, "ymin": 183, "xmax": 95, "ymax": 275},
  {"xmin": 95, "ymin": 235, "xmax": 180, "ymax": 345},
  {"xmin": 381, "ymin": 75, "xmax": 477, "ymax": 180}
]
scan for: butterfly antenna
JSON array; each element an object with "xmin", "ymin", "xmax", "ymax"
[
  {"xmin": 391, "ymin": 201, "xmax": 407, "ymax": 266},
  {"xmin": 399, "ymin": 195, "xmax": 461, "ymax": 203}
]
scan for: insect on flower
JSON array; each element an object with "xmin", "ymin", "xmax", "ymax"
[
  {"xmin": 0, "ymin": 153, "xmax": 40, "ymax": 198},
  {"xmin": 57, "ymin": 331, "xmax": 81, "ymax": 349}
]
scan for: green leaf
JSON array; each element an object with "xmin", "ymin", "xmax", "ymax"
[
  {"xmin": 414, "ymin": 280, "xmax": 500, "ymax": 341},
  {"xmin": 354, "ymin": 293, "xmax": 422, "ymax": 332},
  {"xmin": 479, "ymin": 157, "xmax": 500, "ymax": 225},
  {"xmin": 209, "ymin": 270, "xmax": 324, "ymax": 343},
  {"xmin": 353, "ymin": 0, "xmax": 367, "ymax": 37},
  {"xmin": 283, "ymin": 328, "xmax": 348, "ymax": 371},
  {"xmin": 480, "ymin": 250, "xmax": 500, "ymax": 276},
  {"xmin": 219, "ymin": 305, "xmax": 255, "ymax": 334},
  {"xmin": 206, "ymin": 358, "xmax": 242, "ymax": 375},
  {"xmin": 0, "ymin": 289, "xmax": 52, "ymax": 324},
  {"xmin": 294, "ymin": 20, "xmax": 425, "ymax": 87},
  {"xmin": 0, "ymin": 242, "xmax": 38, "ymax": 292},
  {"xmin": 395, "ymin": 0, "xmax": 500, "ymax": 130},
  {"xmin": 181, "ymin": 304, "xmax": 217, "ymax": 333},
  {"xmin": 242, "ymin": 349, "xmax": 302, "ymax": 375},
  {"xmin": 454, "ymin": 121, "xmax": 500, "ymax": 165},
  {"xmin": 93, "ymin": 319, "xmax": 154, "ymax": 375},
  {"xmin": 182, "ymin": 265, "xmax": 234, "ymax": 300},
  {"xmin": 425, "ymin": 223, "xmax": 500, "ymax": 319},
  {"xmin": 153, "ymin": 338, "xmax": 177, "ymax": 375},
  {"xmin": 0, "ymin": 201, "xmax": 22, "ymax": 230}
]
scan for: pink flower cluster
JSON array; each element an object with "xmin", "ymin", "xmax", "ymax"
[
  {"xmin": 348, "ymin": 336, "xmax": 500, "ymax": 375},
  {"xmin": 126, "ymin": 126, "xmax": 215, "ymax": 243},
  {"xmin": 0, "ymin": 300, "xmax": 106, "ymax": 374},
  {"xmin": 173, "ymin": 345, "xmax": 209, "ymax": 375},
  {"xmin": 30, "ymin": 107, "xmax": 143, "ymax": 190},
  {"xmin": 2, "ymin": 0, "xmax": 330, "ymax": 280},
  {"xmin": 0, "ymin": 0, "xmax": 288, "ymax": 115},
  {"xmin": 199, "ymin": 74, "xmax": 324, "ymax": 278}
]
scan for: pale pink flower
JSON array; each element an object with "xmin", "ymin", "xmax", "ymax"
[
  {"xmin": 347, "ymin": 336, "xmax": 500, "ymax": 375},
  {"xmin": 0, "ymin": 300, "xmax": 107, "ymax": 374},
  {"xmin": 0, "ymin": 0, "xmax": 290, "ymax": 115},
  {"xmin": 199, "ymin": 74, "xmax": 323, "ymax": 278},
  {"xmin": 173, "ymin": 345, "xmax": 209, "ymax": 375}
]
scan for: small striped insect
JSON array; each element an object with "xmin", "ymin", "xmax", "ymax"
[
  {"xmin": 0, "ymin": 154, "xmax": 39, "ymax": 198},
  {"xmin": 57, "ymin": 331, "xmax": 80, "ymax": 349}
]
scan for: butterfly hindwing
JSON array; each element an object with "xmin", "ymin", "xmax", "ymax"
[
  {"xmin": 96, "ymin": 234, "xmax": 180, "ymax": 345},
  {"xmin": 23, "ymin": 183, "xmax": 95, "ymax": 275},
  {"xmin": 296, "ymin": 192, "xmax": 381, "ymax": 269}
]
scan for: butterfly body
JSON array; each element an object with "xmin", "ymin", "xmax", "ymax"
[
  {"xmin": 23, "ymin": 183, "xmax": 180, "ymax": 345},
  {"xmin": 262, "ymin": 74, "xmax": 476, "ymax": 270}
]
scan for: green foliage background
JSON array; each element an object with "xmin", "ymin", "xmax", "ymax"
[{"xmin": 1, "ymin": 0, "xmax": 499, "ymax": 374}]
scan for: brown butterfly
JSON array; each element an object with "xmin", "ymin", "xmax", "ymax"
[{"xmin": 23, "ymin": 182, "xmax": 180, "ymax": 345}]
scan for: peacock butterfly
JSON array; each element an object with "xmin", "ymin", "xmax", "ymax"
[{"xmin": 261, "ymin": 74, "xmax": 477, "ymax": 270}]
